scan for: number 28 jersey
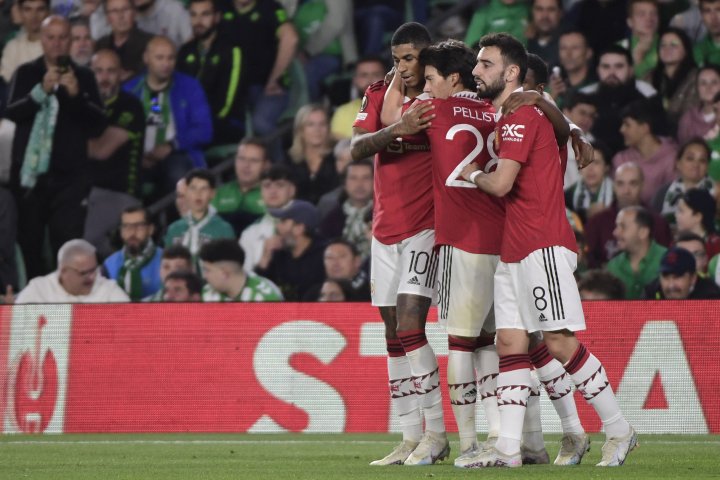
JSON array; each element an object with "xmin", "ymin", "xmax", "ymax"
[{"xmin": 425, "ymin": 92, "xmax": 505, "ymax": 255}]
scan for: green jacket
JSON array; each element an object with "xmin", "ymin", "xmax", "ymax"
[
  {"xmin": 465, "ymin": 0, "xmax": 529, "ymax": 47},
  {"xmin": 607, "ymin": 241, "xmax": 667, "ymax": 299},
  {"xmin": 201, "ymin": 274, "xmax": 283, "ymax": 301},
  {"xmin": 212, "ymin": 182, "xmax": 265, "ymax": 216}
]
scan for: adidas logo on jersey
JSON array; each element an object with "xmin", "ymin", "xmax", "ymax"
[
  {"xmin": 407, "ymin": 276, "xmax": 421, "ymax": 285},
  {"xmin": 539, "ymin": 313, "xmax": 548, "ymax": 322}
]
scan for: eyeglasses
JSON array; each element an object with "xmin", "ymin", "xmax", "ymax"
[{"xmin": 66, "ymin": 265, "xmax": 98, "ymax": 277}]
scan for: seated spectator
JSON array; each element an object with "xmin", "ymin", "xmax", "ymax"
[
  {"xmin": 651, "ymin": 138, "xmax": 715, "ymax": 224},
  {"xmin": 561, "ymin": 92, "xmax": 598, "ymax": 187},
  {"xmin": 318, "ymin": 278, "xmax": 353, "ymax": 301},
  {"xmin": 548, "ymin": 30, "xmax": 596, "ymax": 110},
  {"xmin": 286, "ymin": 104, "xmax": 339, "ymax": 204},
  {"xmin": 124, "ymin": 36, "xmax": 213, "ymax": 198},
  {"xmin": 607, "ymin": 205, "xmax": 668, "ymax": 299},
  {"xmin": 330, "ymin": 56, "xmax": 385, "ymax": 140},
  {"xmin": 212, "ymin": 138, "xmax": 268, "ymax": 235},
  {"xmin": 1, "ymin": 0, "xmax": 48, "ymax": 83},
  {"xmin": 256, "ymin": 199, "xmax": 325, "ymax": 301},
  {"xmin": 613, "ymin": 99, "xmax": 678, "ymax": 206},
  {"xmin": 618, "ymin": 0, "xmax": 660, "ymax": 81},
  {"xmin": 164, "ymin": 169, "xmax": 235, "ymax": 263},
  {"xmin": 94, "ymin": 0, "xmax": 154, "ymax": 81},
  {"xmin": 565, "ymin": 140, "xmax": 614, "ymax": 224},
  {"xmin": 704, "ymin": 91, "xmax": 720, "ymax": 177},
  {"xmin": 650, "ymin": 28, "xmax": 698, "ymax": 131},
  {"xmin": 464, "ymin": 0, "xmax": 529, "ymax": 49},
  {"xmin": 678, "ymin": 65, "xmax": 720, "ymax": 144},
  {"xmin": 304, "ymin": 238, "xmax": 370, "ymax": 301},
  {"xmin": 675, "ymin": 188, "xmax": 720, "ymax": 258},
  {"xmin": 162, "ymin": 269, "xmax": 202, "ymax": 301},
  {"xmin": 577, "ymin": 269, "xmax": 626, "ymax": 300},
  {"xmin": 319, "ymin": 158, "xmax": 373, "ymax": 258},
  {"xmin": 143, "ymin": 244, "xmax": 193, "ymax": 301},
  {"xmin": 294, "ymin": 0, "xmax": 357, "ymax": 101},
  {"xmin": 103, "ymin": 206, "xmax": 163, "ymax": 301},
  {"xmin": 676, "ymin": 230, "xmax": 711, "ymax": 274},
  {"xmin": 526, "ymin": 0, "xmax": 563, "ymax": 67},
  {"xmin": 15, "ymin": 239, "xmax": 129, "ymax": 303},
  {"xmin": 177, "ymin": 0, "xmax": 247, "ymax": 145},
  {"xmin": 643, "ymin": 246, "xmax": 720, "ymax": 298},
  {"xmin": 69, "ymin": 17, "xmax": 94, "ymax": 67},
  {"xmin": 199, "ymin": 239, "xmax": 282, "ymax": 301},
  {"xmin": 93, "ymin": 0, "xmax": 191, "ymax": 47},
  {"xmin": 240, "ymin": 165, "xmax": 296, "ymax": 273},
  {"xmin": 670, "ymin": 0, "xmax": 707, "ymax": 43},
  {"xmin": 586, "ymin": 162, "xmax": 673, "ymax": 267},
  {"xmin": 694, "ymin": 0, "xmax": 720, "ymax": 65}
]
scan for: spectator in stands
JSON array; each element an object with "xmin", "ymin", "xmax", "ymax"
[
  {"xmin": 103, "ymin": 206, "xmax": 163, "ymax": 301},
  {"xmin": 565, "ymin": 140, "xmax": 614, "ymax": 224},
  {"xmin": 527, "ymin": 0, "xmax": 563, "ymax": 67},
  {"xmin": 220, "ymin": 0, "xmax": 298, "ymax": 138},
  {"xmin": 287, "ymin": 104, "xmax": 339, "ymax": 204},
  {"xmin": 106, "ymin": 0, "xmax": 191, "ymax": 47},
  {"xmin": 678, "ymin": 65, "xmax": 720, "ymax": 144},
  {"xmin": 317, "ymin": 278, "xmax": 353, "ymax": 301},
  {"xmin": 675, "ymin": 188, "xmax": 720, "ymax": 258},
  {"xmin": 240, "ymin": 165, "xmax": 296, "ymax": 273},
  {"xmin": 293, "ymin": 0, "xmax": 357, "ymax": 101},
  {"xmin": 581, "ymin": 45, "xmax": 657, "ymax": 153},
  {"xmin": 256, "ymin": 199, "xmax": 325, "ymax": 301},
  {"xmin": 162, "ymin": 269, "xmax": 202, "ymax": 301},
  {"xmin": 177, "ymin": 0, "xmax": 247, "ymax": 146},
  {"xmin": 607, "ymin": 205, "xmax": 668, "ymax": 299},
  {"xmin": 464, "ymin": 0, "xmax": 529, "ymax": 49},
  {"xmin": 69, "ymin": 17, "xmax": 94, "ymax": 67},
  {"xmin": 330, "ymin": 56, "xmax": 385, "ymax": 140},
  {"xmin": 199, "ymin": 239, "xmax": 282, "ymax": 301},
  {"xmin": 124, "ymin": 36, "xmax": 213, "ymax": 197},
  {"xmin": 651, "ymin": 139, "xmax": 715, "ymax": 224},
  {"xmin": 578, "ymin": 268, "xmax": 626, "ymax": 300},
  {"xmin": 319, "ymin": 158, "xmax": 373, "ymax": 258},
  {"xmin": 613, "ymin": 99, "xmax": 678, "ymax": 206},
  {"xmin": 0, "ymin": 0, "xmax": 48, "ymax": 82},
  {"xmin": 694, "ymin": 0, "xmax": 720, "ymax": 65},
  {"xmin": 175, "ymin": 177, "xmax": 189, "ymax": 216},
  {"xmin": 676, "ymin": 230, "xmax": 711, "ymax": 274},
  {"xmin": 15, "ymin": 239, "xmax": 129, "ymax": 303},
  {"xmin": 312, "ymin": 239, "xmax": 370, "ymax": 301},
  {"xmin": 548, "ymin": 30, "xmax": 596, "ymax": 109},
  {"xmin": 6, "ymin": 16, "xmax": 108, "ymax": 279},
  {"xmin": 212, "ymin": 137, "xmax": 269, "ymax": 234},
  {"xmin": 650, "ymin": 28, "xmax": 699, "ymax": 131},
  {"xmin": 562, "ymin": 93, "xmax": 597, "ymax": 141},
  {"xmin": 643, "ymin": 246, "xmax": 720, "ymax": 298},
  {"xmin": 164, "ymin": 169, "xmax": 235, "ymax": 262},
  {"xmin": 705, "ymin": 92, "xmax": 720, "ymax": 174},
  {"xmin": 585, "ymin": 162, "xmax": 673, "ymax": 267},
  {"xmin": 618, "ymin": 0, "xmax": 660, "ymax": 81},
  {"xmin": 565, "ymin": 0, "xmax": 627, "ymax": 56},
  {"xmin": 88, "ymin": 49, "xmax": 145, "ymax": 198},
  {"xmin": 144, "ymin": 244, "xmax": 193, "ymax": 300},
  {"xmin": 94, "ymin": 0, "xmax": 154, "ymax": 81},
  {"xmin": 353, "ymin": 0, "xmax": 404, "ymax": 55}
]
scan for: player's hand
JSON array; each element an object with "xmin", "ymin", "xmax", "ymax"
[
  {"xmin": 394, "ymin": 101, "xmax": 435, "ymax": 136},
  {"xmin": 501, "ymin": 90, "xmax": 541, "ymax": 116},
  {"xmin": 572, "ymin": 130, "xmax": 594, "ymax": 169},
  {"xmin": 460, "ymin": 162, "xmax": 480, "ymax": 182},
  {"xmin": 384, "ymin": 67, "xmax": 396, "ymax": 85}
]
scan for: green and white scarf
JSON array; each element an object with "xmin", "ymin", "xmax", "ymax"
[
  {"xmin": 182, "ymin": 206, "xmax": 217, "ymax": 255},
  {"xmin": 570, "ymin": 177, "xmax": 614, "ymax": 213},
  {"xmin": 117, "ymin": 240, "xmax": 157, "ymax": 301},
  {"xmin": 342, "ymin": 200, "xmax": 372, "ymax": 259},
  {"xmin": 21, "ymin": 84, "xmax": 59, "ymax": 188},
  {"xmin": 661, "ymin": 177, "xmax": 716, "ymax": 219}
]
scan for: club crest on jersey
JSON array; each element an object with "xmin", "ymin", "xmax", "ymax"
[{"xmin": 501, "ymin": 124, "xmax": 525, "ymax": 142}]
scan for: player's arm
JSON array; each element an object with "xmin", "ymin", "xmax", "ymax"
[
  {"xmin": 350, "ymin": 101, "xmax": 435, "ymax": 160},
  {"xmin": 570, "ymin": 127, "xmax": 594, "ymax": 169},
  {"xmin": 501, "ymin": 91, "xmax": 570, "ymax": 147},
  {"xmin": 380, "ymin": 69, "xmax": 404, "ymax": 126},
  {"xmin": 460, "ymin": 158, "xmax": 520, "ymax": 197}
]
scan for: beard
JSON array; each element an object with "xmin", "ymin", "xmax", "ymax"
[
  {"xmin": 196, "ymin": 25, "xmax": 216, "ymax": 41},
  {"xmin": 476, "ymin": 76, "xmax": 505, "ymax": 100}
]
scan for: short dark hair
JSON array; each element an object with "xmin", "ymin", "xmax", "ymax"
[
  {"xmin": 675, "ymin": 230, "xmax": 706, "ymax": 245},
  {"xmin": 418, "ymin": 40, "xmax": 477, "ymax": 90},
  {"xmin": 628, "ymin": 0, "xmax": 658, "ymax": 16},
  {"xmin": 681, "ymin": 188, "xmax": 717, "ymax": 234},
  {"xmin": 70, "ymin": 16, "xmax": 90, "ymax": 29},
  {"xmin": 526, "ymin": 53, "xmax": 549, "ymax": 85},
  {"xmin": 532, "ymin": 0, "xmax": 563, "ymax": 9},
  {"xmin": 326, "ymin": 238, "xmax": 360, "ymax": 257},
  {"xmin": 677, "ymin": 138, "xmax": 711, "ymax": 164},
  {"xmin": 355, "ymin": 54, "xmax": 386, "ymax": 70},
  {"xmin": 162, "ymin": 244, "xmax": 192, "ymax": 262},
  {"xmin": 559, "ymin": 29, "xmax": 589, "ymax": 47},
  {"xmin": 564, "ymin": 92, "xmax": 597, "ymax": 111},
  {"xmin": 185, "ymin": 168, "xmax": 216, "ymax": 188},
  {"xmin": 698, "ymin": 64, "xmax": 720, "ymax": 87},
  {"xmin": 122, "ymin": 205, "xmax": 149, "ymax": 223},
  {"xmin": 626, "ymin": 205, "xmax": 655, "ymax": 233},
  {"xmin": 19, "ymin": 0, "xmax": 50, "ymax": 6},
  {"xmin": 590, "ymin": 140, "xmax": 612, "ymax": 167},
  {"xmin": 188, "ymin": 0, "xmax": 218, "ymax": 10},
  {"xmin": 199, "ymin": 239, "xmax": 245, "ymax": 266},
  {"xmin": 165, "ymin": 270, "xmax": 203, "ymax": 296},
  {"xmin": 391, "ymin": 22, "xmax": 432, "ymax": 48},
  {"xmin": 578, "ymin": 269, "xmax": 626, "ymax": 300},
  {"xmin": 479, "ymin": 33, "xmax": 528, "ymax": 83},
  {"xmin": 620, "ymin": 99, "xmax": 660, "ymax": 133},
  {"xmin": 239, "ymin": 136, "xmax": 268, "ymax": 158},
  {"xmin": 260, "ymin": 164, "xmax": 295, "ymax": 184},
  {"xmin": 599, "ymin": 44, "xmax": 633, "ymax": 66}
]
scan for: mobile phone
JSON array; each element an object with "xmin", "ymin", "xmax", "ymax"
[{"xmin": 57, "ymin": 55, "xmax": 71, "ymax": 73}]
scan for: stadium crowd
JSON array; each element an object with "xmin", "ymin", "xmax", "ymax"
[{"xmin": 1, "ymin": 0, "xmax": 720, "ymax": 303}]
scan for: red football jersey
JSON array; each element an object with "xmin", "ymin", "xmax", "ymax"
[
  {"xmin": 353, "ymin": 81, "xmax": 434, "ymax": 244},
  {"xmin": 496, "ymin": 105, "xmax": 577, "ymax": 262},
  {"xmin": 425, "ymin": 92, "xmax": 504, "ymax": 254}
]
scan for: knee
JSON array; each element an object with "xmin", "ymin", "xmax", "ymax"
[{"xmin": 542, "ymin": 330, "xmax": 578, "ymax": 364}]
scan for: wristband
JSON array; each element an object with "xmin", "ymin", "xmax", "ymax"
[{"xmin": 469, "ymin": 170, "xmax": 482, "ymax": 184}]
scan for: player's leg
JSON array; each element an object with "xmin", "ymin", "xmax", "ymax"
[
  {"xmin": 474, "ymin": 333, "xmax": 500, "ymax": 448},
  {"xmin": 369, "ymin": 238, "xmax": 422, "ymax": 466},
  {"xmin": 520, "ymin": 368, "xmax": 550, "ymax": 464}
]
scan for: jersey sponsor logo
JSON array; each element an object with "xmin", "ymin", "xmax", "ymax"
[
  {"xmin": 501, "ymin": 124, "xmax": 525, "ymax": 141},
  {"xmin": 451, "ymin": 106, "xmax": 494, "ymax": 123}
]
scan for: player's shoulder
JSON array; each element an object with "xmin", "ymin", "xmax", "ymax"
[{"xmin": 365, "ymin": 80, "xmax": 387, "ymax": 95}]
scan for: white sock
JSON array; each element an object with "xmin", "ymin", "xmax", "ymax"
[
  {"xmin": 495, "ymin": 354, "xmax": 532, "ymax": 456},
  {"xmin": 448, "ymin": 337, "xmax": 477, "ymax": 452},
  {"xmin": 388, "ymin": 352, "xmax": 422, "ymax": 443},
  {"xmin": 475, "ymin": 344, "xmax": 500, "ymax": 438},
  {"xmin": 399, "ymin": 330, "xmax": 445, "ymax": 433},
  {"xmin": 522, "ymin": 371, "xmax": 544, "ymax": 451}
]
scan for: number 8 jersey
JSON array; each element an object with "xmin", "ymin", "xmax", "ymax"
[{"xmin": 424, "ymin": 92, "xmax": 505, "ymax": 255}]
